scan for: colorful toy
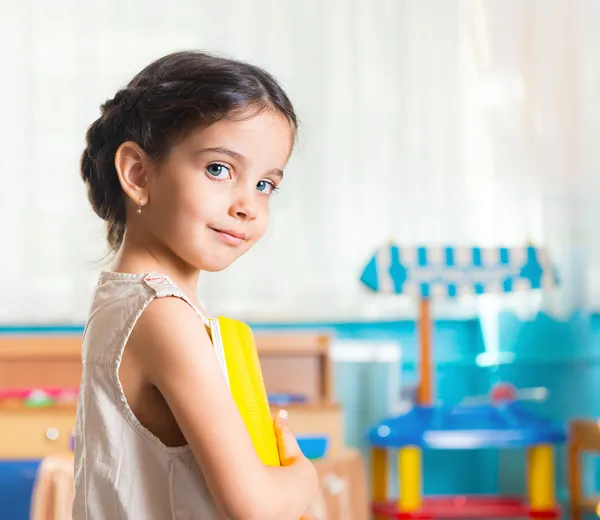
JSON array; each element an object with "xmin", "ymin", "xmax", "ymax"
[
  {"xmin": 490, "ymin": 382, "xmax": 518, "ymax": 402},
  {"xmin": 0, "ymin": 387, "xmax": 79, "ymax": 409},
  {"xmin": 267, "ymin": 393, "xmax": 309, "ymax": 406},
  {"xmin": 297, "ymin": 435, "xmax": 329, "ymax": 460},
  {"xmin": 360, "ymin": 244, "xmax": 565, "ymax": 519}
]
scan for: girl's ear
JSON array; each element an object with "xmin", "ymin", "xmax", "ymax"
[{"xmin": 115, "ymin": 141, "xmax": 150, "ymax": 208}]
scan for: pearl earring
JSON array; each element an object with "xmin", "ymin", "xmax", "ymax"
[{"xmin": 137, "ymin": 199, "xmax": 143, "ymax": 214}]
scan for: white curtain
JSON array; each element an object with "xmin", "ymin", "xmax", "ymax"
[{"xmin": 0, "ymin": 0, "xmax": 597, "ymax": 323}]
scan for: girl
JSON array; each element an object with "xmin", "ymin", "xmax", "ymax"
[{"xmin": 73, "ymin": 51, "xmax": 318, "ymax": 520}]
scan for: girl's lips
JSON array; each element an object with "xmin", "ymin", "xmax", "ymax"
[{"xmin": 210, "ymin": 227, "xmax": 246, "ymax": 246}]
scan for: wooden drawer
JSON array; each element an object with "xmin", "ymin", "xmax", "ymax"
[
  {"xmin": 0, "ymin": 410, "xmax": 76, "ymax": 459},
  {"xmin": 309, "ymin": 448, "xmax": 370, "ymax": 520}
]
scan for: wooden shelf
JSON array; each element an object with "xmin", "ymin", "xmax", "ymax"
[
  {"xmin": 269, "ymin": 401, "xmax": 340, "ymax": 411},
  {"xmin": 256, "ymin": 332, "xmax": 334, "ymax": 403},
  {"xmin": 570, "ymin": 418, "xmax": 600, "ymax": 450},
  {"xmin": 255, "ymin": 333, "xmax": 330, "ymax": 355},
  {"xmin": 0, "ymin": 403, "xmax": 78, "ymax": 414},
  {"xmin": 0, "ymin": 336, "xmax": 82, "ymax": 389},
  {"xmin": 0, "ymin": 408, "xmax": 75, "ymax": 459},
  {"xmin": 0, "ymin": 336, "xmax": 82, "ymax": 360},
  {"xmin": 578, "ymin": 496, "xmax": 600, "ymax": 511}
]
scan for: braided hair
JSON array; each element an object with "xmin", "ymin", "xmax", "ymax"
[{"xmin": 81, "ymin": 51, "xmax": 297, "ymax": 252}]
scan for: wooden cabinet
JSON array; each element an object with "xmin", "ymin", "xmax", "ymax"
[
  {"xmin": 269, "ymin": 401, "xmax": 345, "ymax": 456},
  {"xmin": 257, "ymin": 332, "xmax": 346, "ymax": 455},
  {"xmin": 0, "ymin": 408, "xmax": 75, "ymax": 459},
  {"xmin": 569, "ymin": 419, "xmax": 600, "ymax": 520},
  {"xmin": 257, "ymin": 334, "xmax": 369, "ymax": 519},
  {"xmin": 0, "ymin": 333, "xmax": 370, "ymax": 520},
  {"xmin": 0, "ymin": 336, "xmax": 82, "ymax": 390},
  {"xmin": 256, "ymin": 332, "xmax": 334, "ymax": 403},
  {"xmin": 0, "ymin": 336, "xmax": 79, "ymax": 460},
  {"xmin": 309, "ymin": 448, "xmax": 370, "ymax": 520}
]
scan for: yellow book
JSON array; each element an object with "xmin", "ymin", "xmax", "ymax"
[{"xmin": 209, "ymin": 316, "xmax": 281, "ymax": 467}]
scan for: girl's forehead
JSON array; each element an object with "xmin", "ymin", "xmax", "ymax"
[
  {"xmin": 192, "ymin": 112, "xmax": 292, "ymax": 140},
  {"xmin": 180, "ymin": 112, "xmax": 294, "ymax": 160}
]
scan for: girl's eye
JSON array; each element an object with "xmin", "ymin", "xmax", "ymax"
[
  {"xmin": 256, "ymin": 180, "xmax": 277, "ymax": 195},
  {"xmin": 206, "ymin": 163, "xmax": 231, "ymax": 180}
]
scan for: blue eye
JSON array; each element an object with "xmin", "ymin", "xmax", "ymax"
[
  {"xmin": 206, "ymin": 163, "xmax": 231, "ymax": 179},
  {"xmin": 257, "ymin": 180, "xmax": 276, "ymax": 195}
]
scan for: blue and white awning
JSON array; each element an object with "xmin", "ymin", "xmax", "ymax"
[{"xmin": 360, "ymin": 245, "xmax": 558, "ymax": 298}]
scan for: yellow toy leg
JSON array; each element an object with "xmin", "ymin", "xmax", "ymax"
[
  {"xmin": 371, "ymin": 447, "xmax": 388, "ymax": 520},
  {"xmin": 398, "ymin": 446, "xmax": 422, "ymax": 512},
  {"xmin": 372, "ymin": 447, "xmax": 388, "ymax": 499},
  {"xmin": 528, "ymin": 444, "xmax": 555, "ymax": 511}
]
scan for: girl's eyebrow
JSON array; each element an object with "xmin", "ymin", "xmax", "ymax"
[{"xmin": 196, "ymin": 147, "xmax": 245, "ymax": 161}]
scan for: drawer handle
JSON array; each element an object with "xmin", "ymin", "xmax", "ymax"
[
  {"xmin": 323, "ymin": 473, "xmax": 345, "ymax": 495},
  {"xmin": 45, "ymin": 427, "xmax": 60, "ymax": 441}
]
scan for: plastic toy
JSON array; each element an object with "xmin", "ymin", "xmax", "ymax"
[
  {"xmin": 360, "ymin": 244, "xmax": 565, "ymax": 519},
  {"xmin": 267, "ymin": 393, "xmax": 309, "ymax": 406},
  {"xmin": 25, "ymin": 389, "xmax": 55, "ymax": 408},
  {"xmin": 297, "ymin": 435, "xmax": 329, "ymax": 460},
  {"xmin": 0, "ymin": 388, "xmax": 78, "ymax": 409}
]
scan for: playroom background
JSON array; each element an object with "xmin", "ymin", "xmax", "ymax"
[{"xmin": 1, "ymin": 1, "xmax": 599, "ymax": 519}]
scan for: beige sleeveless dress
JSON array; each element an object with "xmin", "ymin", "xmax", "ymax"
[{"xmin": 72, "ymin": 271, "xmax": 223, "ymax": 519}]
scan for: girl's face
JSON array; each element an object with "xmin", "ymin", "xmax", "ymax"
[{"xmin": 142, "ymin": 110, "xmax": 294, "ymax": 272}]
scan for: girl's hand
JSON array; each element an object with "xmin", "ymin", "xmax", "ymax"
[
  {"xmin": 274, "ymin": 411, "xmax": 321, "ymax": 520},
  {"xmin": 273, "ymin": 409, "xmax": 304, "ymax": 466}
]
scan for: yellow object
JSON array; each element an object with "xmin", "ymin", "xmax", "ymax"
[
  {"xmin": 398, "ymin": 446, "xmax": 422, "ymax": 512},
  {"xmin": 527, "ymin": 444, "xmax": 555, "ymax": 511},
  {"xmin": 371, "ymin": 447, "xmax": 388, "ymax": 500},
  {"xmin": 209, "ymin": 316, "xmax": 281, "ymax": 467},
  {"xmin": 371, "ymin": 447, "xmax": 388, "ymax": 520}
]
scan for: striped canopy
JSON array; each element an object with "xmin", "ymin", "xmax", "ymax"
[{"xmin": 360, "ymin": 245, "xmax": 558, "ymax": 298}]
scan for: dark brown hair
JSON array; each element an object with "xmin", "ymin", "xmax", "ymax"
[{"xmin": 81, "ymin": 51, "xmax": 297, "ymax": 252}]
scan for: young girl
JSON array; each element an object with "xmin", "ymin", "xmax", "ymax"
[{"xmin": 73, "ymin": 51, "xmax": 319, "ymax": 520}]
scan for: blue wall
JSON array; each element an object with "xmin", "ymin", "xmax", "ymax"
[{"xmin": 1, "ymin": 312, "xmax": 599, "ymax": 516}]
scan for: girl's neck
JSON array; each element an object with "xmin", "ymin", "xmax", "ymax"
[{"xmin": 111, "ymin": 233, "xmax": 201, "ymax": 304}]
